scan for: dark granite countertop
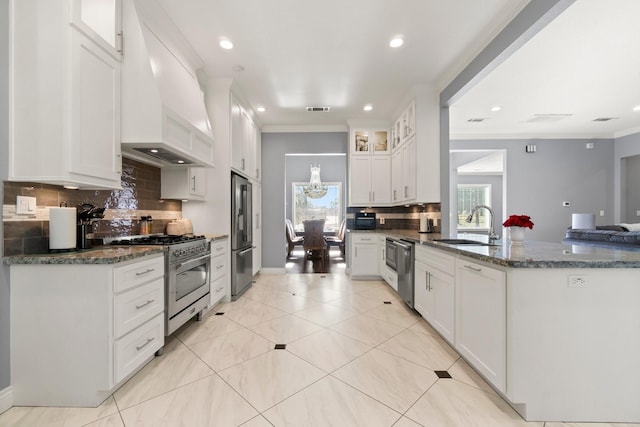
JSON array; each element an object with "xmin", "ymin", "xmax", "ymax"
[
  {"xmin": 4, "ymin": 246, "xmax": 165, "ymax": 265},
  {"xmin": 348, "ymin": 229, "xmax": 640, "ymax": 268}
]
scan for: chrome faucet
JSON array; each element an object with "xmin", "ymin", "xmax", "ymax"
[{"xmin": 466, "ymin": 205, "xmax": 499, "ymax": 242}]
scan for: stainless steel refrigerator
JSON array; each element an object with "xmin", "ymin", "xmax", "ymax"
[{"xmin": 231, "ymin": 173, "xmax": 254, "ymax": 300}]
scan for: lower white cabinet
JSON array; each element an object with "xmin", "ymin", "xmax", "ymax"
[
  {"xmin": 207, "ymin": 238, "xmax": 229, "ymax": 309},
  {"xmin": 10, "ymin": 254, "xmax": 165, "ymax": 407},
  {"xmin": 349, "ymin": 233, "xmax": 379, "ymax": 277},
  {"xmin": 414, "ymin": 245, "xmax": 455, "ymax": 344},
  {"xmin": 455, "ymin": 256, "xmax": 506, "ymax": 393}
]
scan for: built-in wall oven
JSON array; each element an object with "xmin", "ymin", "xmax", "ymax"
[{"xmin": 385, "ymin": 237, "xmax": 415, "ymax": 309}]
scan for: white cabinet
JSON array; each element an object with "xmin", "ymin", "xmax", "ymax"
[
  {"xmin": 389, "ymin": 90, "xmax": 440, "ymax": 204},
  {"xmin": 206, "ymin": 238, "xmax": 228, "ymax": 310},
  {"xmin": 231, "ymin": 94, "xmax": 261, "ymax": 181},
  {"xmin": 351, "ymin": 129, "xmax": 390, "ymax": 155},
  {"xmin": 349, "ymin": 233, "xmax": 379, "ymax": 278},
  {"xmin": 414, "ymin": 245, "xmax": 455, "ymax": 344},
  {"xmin": 252, "ymin": 182, "xmax": 262, "ymax": 275},
  {"xmin": 161, "ymin": 167, "xmax": 206, "ymax": 201},
  {"xmin": 71, "ymin": 0, "xmax": 122, "ymax": 60},
  {"xmin": 10, "ymin": 254, "xmax": 165, "ymax": 407},
  {"xmin": 349, "ymin": 156, "xmax": 391, "ymax": 206},
  {"xmin": 455, "ymin": 257, "xmax": 506, "ymax": 393},
  {"xmin": 9, "ymin": 0, "xmax": 122, "ymax": 189}
]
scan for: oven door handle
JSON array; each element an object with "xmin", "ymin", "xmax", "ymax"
[{"xmin": 175, "ymin": 254, "xmax": 210, "ymax": 271}]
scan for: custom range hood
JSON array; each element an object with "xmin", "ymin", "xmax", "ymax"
[{"xmin": 121, "ymin": 0, "xmax": 215, "ymax": 167}]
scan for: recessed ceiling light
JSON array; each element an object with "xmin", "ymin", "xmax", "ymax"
[
  {"xmin": 177, "ymin": 160, "xmax": 185, "ymax": 164},
  {"xmin": 363, "ymin": 104, "xmax": 373, "ymax": 112},
  {"xmin": 633, "ymin": 105, "xmax": 640, "ymax": 112},
  {"xmin": 256, "ymin": 106, "xmax": 266, "ymax": 113},
  {"xmin": 150, "ymin": 149, "xmax": 159, "ymax": 153},
  {"xmin": 219, "ymin": 38, "xmax": 233, "ymax": 50},
  {"xmin": 491, "ymin": 106, "xmax": 502, "ymax": 112},
  {"xmin": 389, "ymin": 36, "xmax": 404, "ymax": 48}
]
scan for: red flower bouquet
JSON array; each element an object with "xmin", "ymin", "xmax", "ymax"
[{"xmin": 503, "ymin": 214, "xmax": 534, "ymax": 229}]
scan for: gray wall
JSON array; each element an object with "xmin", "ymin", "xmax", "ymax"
[
  {"xmin": 614, "ymin": 131, "xmax": 640, "ymax": 223},
  {"xmin": 451, "ymin": 138, "xmax": 614, "ymax": 242},
  {"xmin": 1, "ymin": 0, "xmax": 10, "ymax": 391},
  {"xmin": 285, "ymin": 155, "xmax": 347, "ymax": 224},
  {"xmin": 623, "ymin": 154, "xmax": 640, "ymax": 223},
  {"xmin": 261, "ymin": 132, "xmax": 347, "ymax": 269}
]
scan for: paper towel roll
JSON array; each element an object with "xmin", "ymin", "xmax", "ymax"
[
  {"xmin": 49, "ymin": 207, "xmax": 77, "ymax": 250},
  {"xmin": 572, "ymin": 213, "xmax": 596, "ymax": 230},
  {"xmin": 419, "ymin": 212, "xmax": 430, "ymax": 233}
]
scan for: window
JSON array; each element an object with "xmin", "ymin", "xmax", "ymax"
[
  {"xmin": 292, "ymin": 182, "xmax": 342, "ymax": 232},
  {"xmin": 457, "ymin": 184, "xmax": 491, "ymax": 230}
]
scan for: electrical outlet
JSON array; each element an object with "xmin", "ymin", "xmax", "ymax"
[
  {"xmin": 568, "ymin": 275, "xmax": 588, "ymax": 288},
  {"xmin": 562, "ymin": 201, "xmax": 571, "ymax": 207},
  {"xmin": 636, "ymin": 210, "xmax": 640, "ymax": 217},
  {"xmin": 16, "ymin": 196, "xmax": 37, "ymax": 215},
  {"xmin": 379, "ymin": 217, "xmax": 385, "ymax": 224},
  {"xmin": 600, "ymin": 210, "xmax": 605, "ymax": 216}
]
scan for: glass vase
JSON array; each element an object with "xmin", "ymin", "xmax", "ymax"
[{"xmin": 509, "ymin": 226, "xmax": 526, "ymax": 245}]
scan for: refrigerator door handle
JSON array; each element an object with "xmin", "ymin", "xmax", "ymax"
[{"xmin": 238, "ymin": 247, "xmax": 254, "ymax": 256}]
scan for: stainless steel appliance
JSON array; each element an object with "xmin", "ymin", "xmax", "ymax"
[
  {"xmin": 354, "ymin": 212, "xmax": 376, "ymax": 230},
  {"xmin": 386, "ymin": 237, "xmax": 415, "ymax": 309},
  {"xmin": 109, "ymin": 234, "xmax": 211, "ymax": 336},
  {"xmin": 231, "ymin": 173, "xmax": 254, "ymax": 300}
]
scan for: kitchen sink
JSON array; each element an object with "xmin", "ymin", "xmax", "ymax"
[{"xmin": 434, "ymin": 238, "xmax": 497, "ymax": 246}]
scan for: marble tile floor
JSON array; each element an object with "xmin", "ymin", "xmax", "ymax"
[{"xmin": 2, "ymin": 273, "xmax": 639, "ymax": 427}]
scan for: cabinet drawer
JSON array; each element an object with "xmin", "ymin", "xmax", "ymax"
[
  {"xmin": 114, "ymin": 313, "xmax": 164, "ymax": 384},
  {"xmin": 210, "ymin": 257, "xmax": 226, "ymax": 282},
  {"xmin": 351, "ymin": 234, "xmax": 377, "ymax": 244},
  {"xmin": 210, "ymin": 274, "xmax": 226, "ymax": 306},
  {"xmin": 114, "ymin": 256, "xmax": 164, "ymax": 293},
  {"xmin": 211, "ymin": 240, "xmax": 227, "ymax": 258},
  {"xmin": 416, "ymin": 245, "xmax": 454, "ymax": 274},
  {"xmin": 114, "ymin": 278, "xmax": 164, "ymax": 338}
]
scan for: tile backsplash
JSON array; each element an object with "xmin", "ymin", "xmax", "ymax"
[
  {"xmin": 3, "ymin": 158, "xmax": 182, "ymax": 256},
  {"xmin": 346, "ymin": 204, "xmax": 441, "ymax": 232}
]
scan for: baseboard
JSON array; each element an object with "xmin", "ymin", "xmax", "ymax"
[
  {"xmin": 0, "ymin": 386, "xmax": 13, "ymax": 414},
  {"xmin": 259, "ymin": 268, "xmax": 286, "ymax": 275}
]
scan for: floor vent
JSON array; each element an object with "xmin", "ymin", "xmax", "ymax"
[
  {"xmin": 215, "ymin": 312, "xmax": 225, "ymax": 316},
  {"xmin": 383, "ymin": 301, "xmax": 392, "ymax": 304},
  {"xmin": 435, "ymin": 370, "xmax": 452, "ymax": 379},
  {"xmin": 275, "ymin": 344, "xmax": 287, "ymax": 350}
]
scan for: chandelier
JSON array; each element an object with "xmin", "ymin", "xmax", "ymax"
[{"xmin": 303, "ymin": 165, "xmax": 328, "ymax": 199}]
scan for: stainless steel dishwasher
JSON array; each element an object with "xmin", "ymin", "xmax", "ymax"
[{"xmin": 388, "ymin": 238, "xmax": 415, "ymax": 309}]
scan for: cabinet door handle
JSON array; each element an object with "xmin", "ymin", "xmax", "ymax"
[
  {"xmin": 135, "ymin": 268, "xmax": 155, "ymax": 276},
  {"xmin": 116, "ymin": 31, "xmax": 123, "ymax": 55},
  {"xmin": 256, "ymin": 168, "xmax": 260, "ymax": 179},
  {"xmin": 216, "ymin": 265, "xmax": 224, "ymax": 270},
  {"xmin": 464, "ymin": 265, "xmax": 482, "ymax": 272},
  {"xmin": 393, "ymin": 189, "xmax": 396, "ymax": 200},
  {"xmin": 371, "ymin": 191, "xmax": 375, "ymax": 202},
  {"xmin": 136, "ymin": 337, "xmax": 155, "ymax": 351},
  {"xmin": 135, "ymin": 299, "xmax": 155, "ymax": 310},
  {"xmin": 404, "ymin": 186, "xmax": 408, "ymax": 198},
  {"xmin": 355, "ymin": 247, "xmax": 358, "ymax": 257},
  {"xmin": 241, "ymin": 158, "xmax": 245, "ymax": 170},
  {"xmin": 191, "ymin": 175, "xmax": 196, "ymax": 192}
]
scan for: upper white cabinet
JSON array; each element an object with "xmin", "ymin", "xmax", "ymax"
[
  {"xmin": 389, "ymin": 88, "xmax": 440, "ymax": 204},
  {"xmin": 161, "ymin": 167, "xmax": 206, "ymax": 201},
  {"xmin": 231, "ymin": 93, "xmax": 261, "ymax": 181},
  {"xmin": 120, "ymin": 0, "xmax": 215, "ymax": 168},
  {"xmin": 348, "ymin": 128, "xmax": 391, "ymax": 206},
  {"xmin": 350, "ymin": 129, "xmax": 390, "ymax": 155},
  {"xmin": 71, "ymin": 0, "xmax": 123, "ymax": 60},
  {"xmin": 9, "ymin": 0, "xmax": 122, "ymax": 189}
]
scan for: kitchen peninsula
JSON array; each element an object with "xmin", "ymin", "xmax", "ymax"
[{"xmin": 350, "ymin": 229, "xmax": 640, "ymax": 422}]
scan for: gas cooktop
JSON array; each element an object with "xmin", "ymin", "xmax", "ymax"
[{"xmin": 109, "ymin": 235, "xmax": 206, "ymax": 246}]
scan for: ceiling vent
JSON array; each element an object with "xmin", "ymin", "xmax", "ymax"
[
  {"xmin": 527, "ymin": 114, "xmax": 572, "ymax": 123},
  {"xmin": 592, "ymin": 117, "xmax": 618, "ymax": 122},
  {"xmin": 306, "ymin": 106, "xmax": 331, "ymax": 112},
  {"xmin": 467, "ymin": 118, "xmax": 488, "ymax": 123}
]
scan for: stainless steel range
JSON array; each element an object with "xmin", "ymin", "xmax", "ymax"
[{"xmin": 109, "ymin": 235, "xmax": 211, "ymax": 335}]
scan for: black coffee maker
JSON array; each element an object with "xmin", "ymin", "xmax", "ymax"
[{"xmin": 76, "ymin": 204, "xmax": 105, "ymax": 249}]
